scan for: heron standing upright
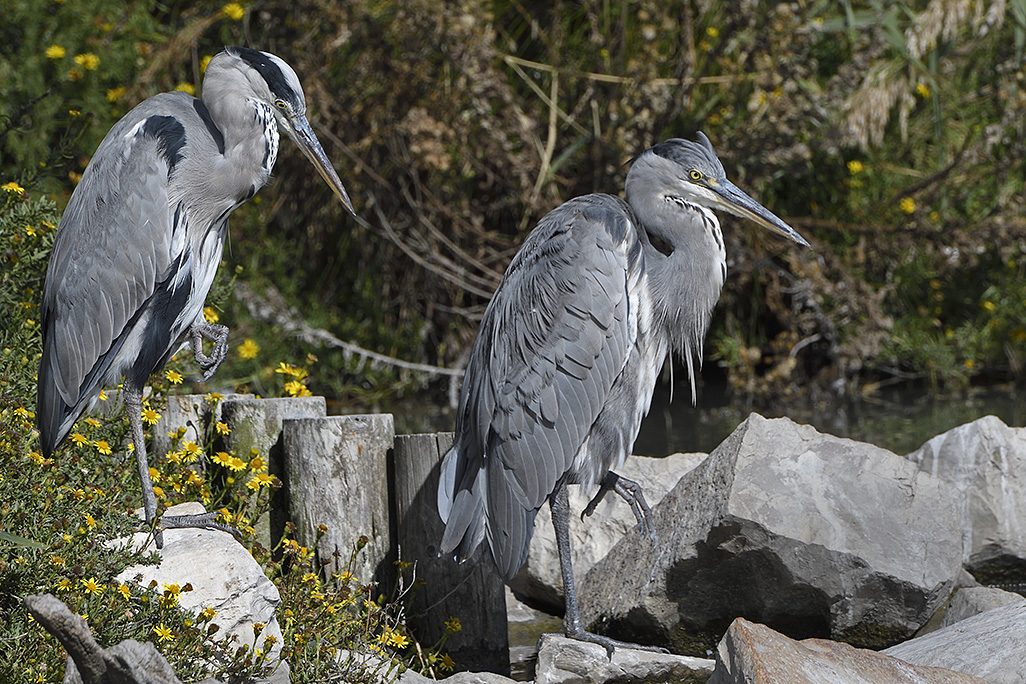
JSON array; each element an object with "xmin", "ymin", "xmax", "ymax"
[
  {"xmin": 37, "ymin": 47, "xmax": 354, "ymax": 547},
  {"xmin": 437, "ymin": 133, "xmax": 809, "ymax": 652}
]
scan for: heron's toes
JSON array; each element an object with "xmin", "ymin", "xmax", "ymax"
[
  {"xmin": 159, "ymin": 511, "xmax": 242, "ymax": 539},
  {"xmin": 565, "ymin": 627, "xmax": 669, "ymax": 659}
]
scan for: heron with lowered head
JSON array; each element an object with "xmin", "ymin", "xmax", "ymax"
[
  {"xmin": 437, "ymin": 133, "xmax": 809, "ymax": 652},
  {"xmin": 37, "ymin": 47, "xmax": 354, "ymax": 547}
]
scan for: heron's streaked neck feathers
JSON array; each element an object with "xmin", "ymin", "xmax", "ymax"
[{"xmin": 626, "ymin": 153, "xmax": 726, "ymax": 405}]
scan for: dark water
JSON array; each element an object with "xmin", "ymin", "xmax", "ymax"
[
  {"xmin": 634, "ymin": 382, "xmax": 1026, "ymax": 457},
  {"xmin": 359, "ymin": 382, "xmax": 1026, "ymax": 458}
]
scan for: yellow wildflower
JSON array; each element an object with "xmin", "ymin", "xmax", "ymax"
[
  {"xmin": 118, "ymin": 584, "xmax": 131, "ymax": 600},
  {"xmin": 705, "ymin": 26, "xmax": 719, "ymax": 38},
  {"xmin": 200, "ymin": 55, "xmax": 212, "ymax": 73},
  {"xmin": 182, "ymin": 440, "xmax": 202, "ymax": 458},
  {"xmin": 25, "ymin": 225, "xmax": 36, "ymax": 237},
  {"xmin": 81, "ymin": 577, "xmax": 103, "ymax": 595},
  {"xmin": 388, "ymin": 631, "xmax": 409, "ymax": 648},
  {"xmin": 165, "ymin": 369, "xmax": 183, "ymax": 384},
  {"xmin": 84, "ymin": 417, "xmax": 102, "ymax": 428},
  {"xmin": 916, "ymin": 81, "xmax": 930, "ymax": 98},
  {"xmin": 846, "ymin": 160, "xmax": 864, "ymax": 175},
  {"xmin": 439, "ymin": 654, "xmax": 455, "ymax": 672},
  {"xmin": 964, "ymin": 359, "xmax": 976, "ymax": 369},
  {"xmin": 57, "ymin": 578, "xmax": 72, "ymax": 592},
  {"xmin": 283, "ymin": 380, "xmax": 308, "ymax": 396},
  {"xmin": 84, "ymin": 513, "xmax": 96, "ymax": 529},
  {"xmin": 45, "ymin": 45, "xmax": 66, "ymax": 60},
  {"xmin": 228, "ymin": 456, "xmax": 247, "ymax": 472},
  {"xmin": 213, "ymin": 451, "xmax": 233, "ymax": 467},
  {"xmin": 900, "ymin": 197, "xmax": 916, "ymax": 214},
  {"xmin": 174, "ymin": 82, "xmax": 195, "ymax": 95},
  {"xmin": 141, "ymin": 407, "xmax": 161, "ymax": 425},
  {"xmin": 215, "ymin": 421, "xmax": 230, "ymax": 435},
  {"xmin": 249, "ymin": 455, "xmax": 266, "ymax": 471},
  {"xmin": 2, "ymin": 181, "xmax": 24, "ymax": 195},
  {"xmin": 106, "ymin": 87, "xmax": 125, "ymax": 103},
  {"xmin": 982, "ymin": 300, "xmax": 996, "ymax": 312},
  {"xmin": 199, "ymin": 606, "xmax": 217, "ymax": 621},
  {"xmin": 73, "ymin": 53, "xmax": 100, "ymax": 70},
  {"xmin": 203, "ymin": 306, "xmax": 219, "ymax": 323},
  {"xmin": 222, "ymin": 2, "xmax": 245, "ymax": 20},
  {"xmin": 445, "ymin": 616, "xmax": 462, "ymax": 633},
  {"xmin": 94, "ymin": 440, "xmax": 112, "ymax": 455},
  {"xmin": 98, "ymin": 389, "xmax": 108, "ymax": 401},
  {"xmin": 153, "ymin": 624, "xmax": 173, "ymax": 642},
  {"xmin": 238, "ymin": 338, "xmax": 260, "ymax": 359}
]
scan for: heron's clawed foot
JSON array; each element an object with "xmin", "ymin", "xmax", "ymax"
[
  {"xmin": 191, "ymin": 321, "xmax": 230, "ymax": 381},
  {"xmin": 565, "ymin": 626, "xmax": 669, "ymax": 660},
  {"xmin": 582, "ymin": 472, "xmax": 657, "ymax": 543},
  {"xmin": 159, "ymin": 511, "xmax": 242, "ymax": 539}
]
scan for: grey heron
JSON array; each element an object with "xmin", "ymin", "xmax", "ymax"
[
  {"xmin": 437, "ymin": 133, "xmax": 809, "ymax": 652},
  {"xmin": 37, "ymin": 47, "xmax": 353, "ymax": 547}
]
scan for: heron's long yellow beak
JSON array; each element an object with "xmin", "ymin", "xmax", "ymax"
[
  {"xmin": 712, "ymin": 179, "xmax": 808, "ymax": 247},
  {"xmin": 290, "ymin": 115, "xmax": 355, "ymax": 216}
]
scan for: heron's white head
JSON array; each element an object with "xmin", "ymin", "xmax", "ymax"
[
  {"xmin": 627, "ymin": 133, "xmax": 808, "ymax": 247},
  {"xmin": 204, "ymin": 47, "xmax": 354, "ymax": 214}
]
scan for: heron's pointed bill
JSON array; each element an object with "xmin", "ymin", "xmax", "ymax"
[
  {"xmin": 711, "ymin": 179, "xmax": 808, "ymax": 247},
  {"xmin": 290, "ymin": 115, "xmax": 355, "ymax": 216}
]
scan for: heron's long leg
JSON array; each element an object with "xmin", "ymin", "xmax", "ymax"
[
  {"xmin": 123, "ymin": 383, "xmax": 240, "ymax": 548},
  {"xmin": 550, "ymin": 480, "xmax": 666, "ymax": 657},
  {"xmin": 190, "ymin": 321, "xmax": 229, "ymax": 381},
  {"xmin": 581, "ymin": 471, "xmax": 657, "ymax": 542},
  {"xmin": 123, "ymin": 382, "xmax": 162, "ymax": 548}
]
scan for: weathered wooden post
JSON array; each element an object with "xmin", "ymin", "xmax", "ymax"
[
  {"xmin": 219, "ymin": 396, "xmax": 326, "ymax": 549},
  {"xmin": 151, "ymin": 393, "xmax": 254, "ymax": 462},
  {"xmin": 282, "ymin": 414, "xmax": 395, "ymax": 589},
  {"xmin": 393, "ymin": 432, "xmax": 509, "ymax": 674}
]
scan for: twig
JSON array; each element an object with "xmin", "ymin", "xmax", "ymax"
[{"xmin": 235, "ymin": 282, "xmax": 464, "ymax": 379}]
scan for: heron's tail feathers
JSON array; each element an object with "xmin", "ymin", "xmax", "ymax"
[
  {"xmin": 36, "ymin": 348, "xmax": 83, "ymax": 457},
  {"xmin": 438, "ymin": 444, "xmax": 488, "ymax": 563}
]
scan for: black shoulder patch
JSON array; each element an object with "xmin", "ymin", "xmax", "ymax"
[
  {"xmin": 141, "ymin": 115, "xmax": 186, "ymax": 174},
  {"xmin": 192, "ymin": 99, "xmax": 225, "ymax": 154},
  {"xmin": 228, "ymin": 46, "xmax": 297, "ymax": 107}
]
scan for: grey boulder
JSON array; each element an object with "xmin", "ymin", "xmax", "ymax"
[
  {"xmin": 510, "ymin": 452, "xmax": 708, "ymax": 609},
  {"xmin": 579, "ymin": 413, "xmax": 964, "ymax": 653},
  {"xmin": 905, "ymin": 415, "xmax": 1026, "ymax": 584},
  {"xmin": 884, "ymin": 598, "xmax": 1026, "ymax": 684},
  {"xmin": 707, "ymin": 618, "xmax": 989, "ymax": 684}
]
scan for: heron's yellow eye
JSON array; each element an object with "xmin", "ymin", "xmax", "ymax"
[
  {"xmin": 274, "ymin": 99, "xmax": 288, "ymax": 110},
  {"xmin": 689, "ymin": 169, "xmax": 704, "ymax": 181}
]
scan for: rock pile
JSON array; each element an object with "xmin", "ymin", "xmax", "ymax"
[{"xmin": 39, "ymin": 402, "xmax": 1026, "ymax": 683}]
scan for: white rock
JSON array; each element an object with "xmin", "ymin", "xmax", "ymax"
[
  {"xmin": 116, "ymin": 503, "xmax": 283, "ymax": 666},
  {"xmin": 534, "ymin": 633, "xmax": 715, "ymax": 684}
]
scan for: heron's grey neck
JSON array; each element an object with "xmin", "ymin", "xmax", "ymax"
[
  {"xmin": 627, "ymin": 179, "xmax": 726, "ymax": 399},
  {"xmin": 201, "ymin": 72, "xmax": 279, "ymax": 197}
]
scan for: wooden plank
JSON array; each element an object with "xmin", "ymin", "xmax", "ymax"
[
  {"xmin": 393, "ymin": 432, "xmax": 509, "ymax": 674},
  {"xmin": 282, "ymin": 414, "xmax": 395, "ymax": 587}
]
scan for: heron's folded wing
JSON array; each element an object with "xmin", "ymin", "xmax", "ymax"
[
  {"xmin": 39, "ymin": 105, "xmax": 180, "ymax": 437},
  {"xmin": 457, "ymin": 194, "xmax": 641, "ymax": 578}
]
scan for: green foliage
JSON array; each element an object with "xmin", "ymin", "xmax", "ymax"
[{"xmin": 0, "ymin": 0, "xmax": 165, "ymax": 192}]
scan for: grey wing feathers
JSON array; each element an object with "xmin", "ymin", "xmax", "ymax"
[
  {"xmin": 37, "ymin": 98, "xmax": 180, "ymax": 454},
  {"xmin": 439, "ymin": 194, "xmax": 639, "ymax": 580}
]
